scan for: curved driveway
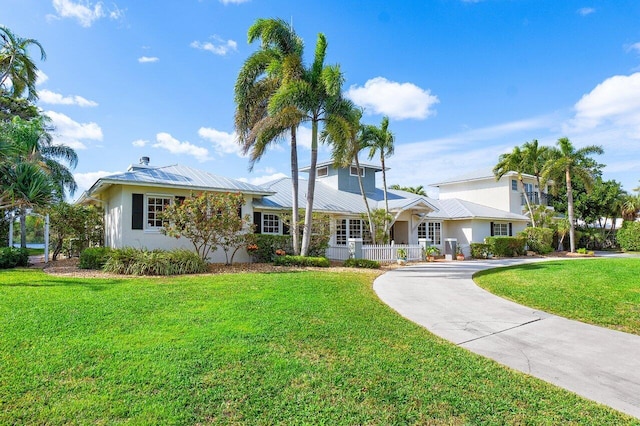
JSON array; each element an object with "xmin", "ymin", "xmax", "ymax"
[{"xmin": 373, "ymin": 257, "xmax": 640, "ymax": 419}]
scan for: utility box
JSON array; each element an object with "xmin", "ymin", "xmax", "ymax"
[{"xmin": 444, "ymin": 238, "xmax": 457, "ymax": 261}]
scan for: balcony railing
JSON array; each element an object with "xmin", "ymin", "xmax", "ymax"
[{"xmin": 521, "ymin": 192, "xmax": 551, "ymax": 206}]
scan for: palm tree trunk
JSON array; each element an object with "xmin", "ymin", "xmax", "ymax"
[
  {"xmin": 354, "ymin": 156, "xmax": 375, "ymax": 244},
  {"xmin": 290, "ymin": 127, "xmax": 300, "ymax": 255},
  {"xmin": 381, "ymin": 156, "xmax": 390, "ymax": 238},
  {"xmin": 519, "ymin": 177, "xmax": 536, "ymax": 227},
  {"xmin": 300, "ymin": 120, "xmax": 318, "ymax": 257},
  {"xmin": 19, "ymin": 206, "xmax": 27, "ymax": 249},
  {"xmin": 566, "ymin": 168, "xmax": 576, "ymax": 252}
]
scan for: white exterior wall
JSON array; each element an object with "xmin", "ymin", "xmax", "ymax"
[
  {"xmin": 439, "ymin": 179, "xmax": 511, "ymax": 212},
  {"xmin": 441, "ymin": 219, "xmax": 528, "ymax": 257},
  {"xmin": 104, "ymin": 185, "xmax": 255, "ymax": 263}
]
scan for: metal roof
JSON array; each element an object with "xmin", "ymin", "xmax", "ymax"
[
  {"xmin": 430, "ymin": 167, "xmax": 540, "ymax": 187},
  {"xmin": 85, "ymin": 164, "xmax": 274, "ymax": 197},
  {"xmin": 299, "ymin": 160, "xmax": 386, "ymax": 173},
  {"xmin": 426, "ymin": 198, "xmax": 529, "ymax": 221}
]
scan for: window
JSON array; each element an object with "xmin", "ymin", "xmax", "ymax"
[
  {"xmin": 524, "ymin": 182, "xmax": 534, "ymax": 193},
  {"xmin": 147, "ymin": 196, "xmax": 172, "ymax": 228},
  {"xmin": 418, "ymin": 222, "xmax": 441, "ymax": 244},
  {"xmin": 262, "ymin": 213, "xmax": 280, "ymax": 234},
  {"xmin": 335, "ymin": 218, "xmax": 372, "ymax": 245},
  {"xmin": 493, "ymin": 223, "xmax": 509, "ymax": 236},
  {"xmin": 336, "ymin": 219, "xmax": 347, "ymax": 245},
  {"xmin": 418, "ymin": 223, "xmax": 427, "ymax": 239},
  {"xmin": 511, "ymin": 179, "xmax": 518, "ymax": 191},
  {"xmin": 317, "ymin": 166, "xmax": 328, "ymax": 177},
  {"xmin": 350, "ymin": 166, "xmax": 365, "ymax": 177}
]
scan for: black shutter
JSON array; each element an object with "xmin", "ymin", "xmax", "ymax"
[
  {"xmin": 508, "ymin": 223, "xmax": 513, "ymax": 236},
  {"xmin": 237, "ymin": 205, "xmax": 243, "ymax": 218},
  {"xmin": 132, "ymin": 194, "xmax": 144, "ymax": 230},
  {"xmin": 253, "ymin": 212, "xmax": 262, "ymax": 234},
  {"xmin": 490, "ymin": 222, "xmax": 494, "ymax": 237},
  {"xmin": 282, "ymin": 221, "xmax": 290, "ymax": 235}
]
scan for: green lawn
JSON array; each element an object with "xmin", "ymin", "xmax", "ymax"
[
  {"xmin": 474, "ymin": 258, "xmax": 640, "ymax": 335},
  {"xmin": 1, "ymin": 269, "xmax": 636, "ymax": 424}
]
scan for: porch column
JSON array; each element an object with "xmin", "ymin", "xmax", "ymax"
[{"xmin": 348, "ymin": 238, "xmax": 363, "ymax": 259}]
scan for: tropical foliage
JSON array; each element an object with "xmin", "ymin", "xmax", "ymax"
[
  {"xmin": 0, "ymin": 26, "xmax": 46, "ymax": 101},
  {"xmin": 389, "ymin": 184, "xmax": 427, "ymax": 196},
  {"xmin": 48, "ymin": 202, "xmax": 104, "ymax": 260}
]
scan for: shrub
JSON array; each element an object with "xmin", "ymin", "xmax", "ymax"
[
  {"xmin": 470, "ymin": 243, "xmax": 490, "ymax": 259},
  {"xmin": 273, "ymin": 255, "xmax": 330, "ymax": 267},
  {"xmin": 484, "ymin": 236, "xmax": 526, "ymax": 257},
  {"xmin": 518, "ymin": 227, "xmax": 554, "ymax": 254},
  {"xmin": 343, "ymin": 258, "xmax": 380, "ymax": 269},
  {"xmin": 79, "ymin": 247, "xmax": 112, "ymax": 270},
  {"xmin": 245, "ymin": 234, "xmax": 293, "ymax": 263},
  {"xmin": 0, "ymin": 247, "xmax": 29, "ymax": 269},
  {"xmin": 617, "ymin": 221, "xmax": 640, "ymax": 251},
  {"xmin": 103, "ymin": 248, "xmax": 207, "ymax": 275}
]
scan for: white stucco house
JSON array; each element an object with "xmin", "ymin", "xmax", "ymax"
[{"xmin": 78, "ymin": 158, "xmax": 540, "ymax": 261}]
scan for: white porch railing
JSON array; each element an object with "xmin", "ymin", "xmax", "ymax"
[{"xmin": 325, "ymin": 244, "xmax": 424, "ymax": 263}]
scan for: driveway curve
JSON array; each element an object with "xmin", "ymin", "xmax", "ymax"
[{"xmin": 373, "ymin": 258, "xmax": 640, "ymax": 419}]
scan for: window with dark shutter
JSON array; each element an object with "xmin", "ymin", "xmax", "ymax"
[
  {"xmin": 509, "ymin": 223, "xmax": 513, "ymax": 236},
  {"xmin": 253, "ymin": 212, "xmax": 262, "ymax": 234},
  {"xmin": 132, "ymin": 194, "xmax": 144, "ymax": 230},
  {"xmin": 490, "ymin": 222, "xmax": 494, "ymax": 237}
]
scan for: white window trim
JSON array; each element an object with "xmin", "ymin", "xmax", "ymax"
[
  {"xmin": 493, "ymin": 222, "xmax": 509, "ymax": 236},
  {"xmin": 511, "ymin": 179, "xmax": 518, "ymax": 191},
  {"xmin": 145, "ymin": 193, "xmax": 173, "ymax": 232},
  {"xmin": 350, "ymin": 166, "xmax": 365, "ymax": 177},
  {"xmin": 262, "ymin": 213, "xmax": 281, "ymax": 235},
  {"xmin": 317, "ymin": 166, "xmax": 328, "ymax": 177}
]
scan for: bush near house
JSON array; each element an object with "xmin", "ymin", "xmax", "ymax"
[
  {"xmin": 470, "ymin": 243, "xmax": 491, "ymax": 259},
  {"xmin": 617, "ymin": 221, "xmax": 640, "ymax": 251},
  {"xmin": 103, "ymin": 248, "xmax": 207, "ymax": 276},
  {"xmin": 343, "ymin": 258, "xmax": 381, "ymax": 269},
  {"xmin": 79, "ymin": 247, "xmax": 112, "ymax": 270},
  {"xmin": 519, "ymin": 227, "xmax": 554, "ymax": 254},
  {"xmin": 485, "ymin": 236, "xmax": 526, "ymax": 257},
  {"xmin": 273, "ymin": 255, "xmax": 330, "ymax": 267},
  {"xmin": 245, "ymin": 234, "xmax": 293, "ymax": 262},
  {"xmin": 0, "ymin": 247, "xmax": 29, "ymax": 269}
]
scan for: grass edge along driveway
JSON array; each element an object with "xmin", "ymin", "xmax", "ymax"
[
  {"xmin": 474, "ymin": 257, "xmax": 640, "ymax": 336},
  {"xmin": 1, "ymin": 268, "xmax": 637, "ymax": 424}
]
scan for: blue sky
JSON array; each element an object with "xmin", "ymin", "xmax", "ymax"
[{"xmin": 4, "ymin": 0, "xmax": 640, "ymax": 198}]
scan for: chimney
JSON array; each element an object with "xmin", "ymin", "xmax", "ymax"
[{"xmin": 140, "ymin": 156, "xmax": 150, "ymax": 165}]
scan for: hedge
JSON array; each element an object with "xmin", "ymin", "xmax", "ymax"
[
  {"xmin": 518, "ymin": 227, "xmax": 554, "ymax": 254},
  {"xmin": 484, "ymin": 236, "xmax": 526, "ymax": 257},
  {"xmin": 79, "ymin": 247, "xmax": 112, "ymax": 270},
  {"xmin": 103, "ymin": 248, "xmax": 208, "ymax": 275},
  {"xmin": 617, "ymin": 221, "xmax": 640, "ymax": 251},
  {"xmin": 0, "ymin": 247, "xmax": 29, "ymax": 269},
  {"xmin": 246, "ymin": 235, "xmax": 293, "ymax": 263},
  {"xmin": 343, "ymin": 258, "xmax": 381, "ymax": 269},
  {"xmin": 273, "ymin": 255, "xmax": 330, "ymax": 267},
  {"xmin": 470, "ymin": 243, "xmax": 491, "ymax": 259}
]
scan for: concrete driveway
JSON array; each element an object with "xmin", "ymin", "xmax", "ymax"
[{"xmin": 373, "ymin": 258, "xmax": 640, "ymax": 419}]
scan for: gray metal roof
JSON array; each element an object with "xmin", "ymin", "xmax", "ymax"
[
  {"xmin": 86, "ymin": 164, "xmax": 274, "ymax": 196},
  {"xmin": 430, "ymin": 167, "xmax": 536, "ymax": 187},
  {"xmin": 426, "ymin": 198, "xmax": 529, "ymax": 221}
]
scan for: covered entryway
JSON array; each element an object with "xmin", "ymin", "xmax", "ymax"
[{"xmin": 390, "ymin": 221, "xmax": 409, "ymax": 244}]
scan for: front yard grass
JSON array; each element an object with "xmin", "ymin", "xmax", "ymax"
[
  {"xmin": 1, "ymin": 268, "xmax": 636, "ymax": 424},
  {"xmin": 474, "ymin": 258, "xmax": 640, "ymax": 335}
]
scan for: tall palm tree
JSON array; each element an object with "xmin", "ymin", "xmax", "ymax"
[
  {"xmin": 235, "ymin": 18, "xmax": 305, "ymax": 255},
  {"xmin": 269, "ymin": 33, "xmax": 351, "ymax": 256},
  {"xmin": 521, "ymin": 139, "xmax": 549, "ymax": 199},
  {"xmin": 323, "ymin": 106, "xmax": 377, "ymax": 242},
  {"xmin": 542, "ymin": 137, "xmax": 603, "ymax": 252},
  {"xmin": 493, "ymin": 146, "xmax": 537, "ymax": 227},
  {"xmin": 361, "ymin": 116, "xmax": 394, "ymax": 237},
  {"xmin": 0, "ymin": 26, "xmax": 46, "ymax": 101}
]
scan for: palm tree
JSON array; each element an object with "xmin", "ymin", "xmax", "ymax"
[
  {"xmin": 389, "ymin": 184, "xmax": 427, "ymax": 196},
  {"xmin": 269, "ymin": 33, "xmax": 350, "ymax": 256},
  {"xmin": 235, "ymin": 18, "xmax": 305, "ymax": 255},
  {"xmin": 0, "ymin": 26, "xmax": 46, "ymax": 101},
  {"xmin": 361, "ymin": 116, "xmax": 394, "ymax": 237},
  {"xmin": 493, "ymin": 146, "xmax": 537, "ymax": 227},
  {"xmin": 324, "ymin": 106, "xmax": 377, "ymax": 242},
  {"xmin": 621, "ymin": 194, "xmax": 640, "ymax": 222},
  {"xmin": 521, "ymin": 139, "xmax": 550, "ymax": 199},
  {"xmin": 541, "ymin": 137, "xmax": 603, "ymax": 252}
]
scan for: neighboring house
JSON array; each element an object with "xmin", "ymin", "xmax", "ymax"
[{"xmin": 78, "ymin": 159, "xmax": 533, "ymax": 262}]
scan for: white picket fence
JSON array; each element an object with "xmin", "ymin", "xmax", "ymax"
[{"xmin": 325, "ymin": 244, "xmax": 424, "ymax": 263}]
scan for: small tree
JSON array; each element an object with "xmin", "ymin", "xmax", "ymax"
[
  {"xmin": 161, "ymin": 192, "xmax": 251, "ymax": 264},
  {"xmin": 48, "ymin": 202, "xmax": 103, "ymax": 260}
]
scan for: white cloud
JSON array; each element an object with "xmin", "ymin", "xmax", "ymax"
[
  {"xmin": 153, "ymin": 132, "xmax": 210, "ymax": 161},
  {"xmin": 237, "ymin": 172, "xmax": 288, "ymax": 186},
  {"xmin": 36, "ymin": 70, "xmax": 49, "ymax": 86},
  {"xmin": 198, "ymin": 127, "xmax": 245, "ymax": 156},
  {"xmin": 50, "ymin": 0, "xmax": 124, "ymax": 27},
  {"xmin": 346, "ymin": 77, "xmax": 439, "ymax": 120},
  {"xmin": 577, "ymin": 7, "xmax": 595, "ymax": 16},
  {"xmin": 190, "ymin": 36, "xmax": 238, "ymax": 56},
  {"xmin": 74, "ymin": 170, "xmax": 117, "ymax": 193},
  {"xmin": 45, "ymin": 110, "xmax": 103, "ymax": 149},
  {"xmin": 566, "ymin": 72, "xmax": 640, "ymax": 132},
  {"xmin": 132, "ymin": 139, "xmax": 148, "ymax": 147},
  {"xmin": 39, "ymin": 89, "xmax": 98, "ymax": 107},
  {"xmin": 219, "ymin": 0, "xmax": 250, "ymax": 4},
  {"xmin": 138, "ymin": 56, "xmax": 159, "ymax": 63},
  {"xmin": 625, "ymin": 42, "xmax": 640, "ymax": 54}
]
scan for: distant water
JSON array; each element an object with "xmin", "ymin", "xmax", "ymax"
[{"xmin": 12, "ymin": 243, "xmax": 45, "ymax": 249}]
